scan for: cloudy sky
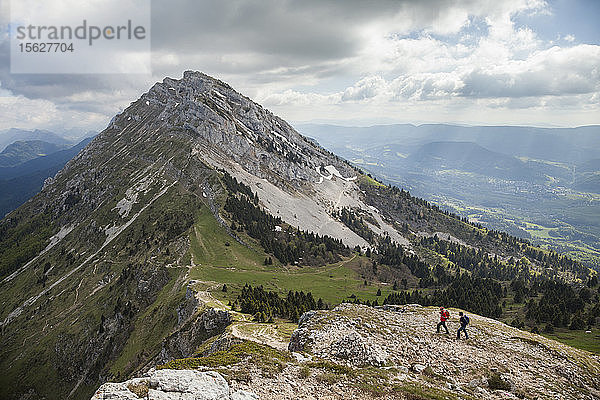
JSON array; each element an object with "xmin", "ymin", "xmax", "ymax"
[{"xmin": 1, "ymin": 0, "xmax": 599, "ymax": 133}]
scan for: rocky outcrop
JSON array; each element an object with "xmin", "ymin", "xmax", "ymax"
[
  {"xmin": 153, "ymin": 307, "xmax": 232, "ymax": 366},
  {"xmin": 289, "ymin": 310, "xmax": 387, "ymax": 366},
  {"xmin": 109, "ymin": 70, "xmax": 354, "ymax": 191},
  {"xmin": 94, "ymin": 304, "xmax": 600, "ymax": 400},
  {"xmin": 91, "ymin": 369, "xmax": 257, "ymax": 400},
  {"xmin": 198, "ymin": 332, "xmax": 245, "ymax": 356}
]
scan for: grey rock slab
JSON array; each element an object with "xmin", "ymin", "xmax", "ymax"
[{"xmin": 91, "ymin": 369, "xmax": 257, "ymax": 400}]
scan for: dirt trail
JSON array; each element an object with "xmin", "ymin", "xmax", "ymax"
[
  {"xmin": 191, "ymin": 253, "xmax": 363, "ymax": 352},
  {"xmin": 230, "ymin": 323, "xmax": 289, "ymax": 351},
  {"xmin": 193, "ymin": 280, "xmax": 292, "ymax": 351},
  {"xmin": 193, "ymin": 281, "xmax": 228, "ymax": 310}
]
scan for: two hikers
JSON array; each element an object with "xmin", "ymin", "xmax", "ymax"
[
  {"xmin": 436, "ymin": 306, "xmax": 450, "ymax": 334},
  {"xmin": 436, "ymin": 307, "xmax": 470, "ymax": 339}
]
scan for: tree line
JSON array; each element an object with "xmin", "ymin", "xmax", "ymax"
[
  {"xmin": 382, "ymin": 274, "xmax": 504, "ymax": 318},
  {"xmin": 234, "ymin": 284, "xmax": 326, "ymax": 322},
  {"xmin": 337, "ymin": 207, "xmax": 376, "ymax": 244}
]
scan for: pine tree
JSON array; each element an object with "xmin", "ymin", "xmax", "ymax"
[{"xmin": 570, "ymin": 313, "xmax": 586, "ymax": 330}]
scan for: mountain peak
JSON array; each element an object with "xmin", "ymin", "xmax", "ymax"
[
  {"xmin": 104, "ymin": 71, "xmax": 356, "ymax": 195},
  {"xmin": 181, "ymin": 70, "xmax": 232, "ymax": 89}
]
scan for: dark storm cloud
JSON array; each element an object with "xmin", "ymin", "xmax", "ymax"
[
  {"xmin": 150, "ymin": 0, "xmax": 405, "ymax": 58},
  {"xmin": 0, "ymin": 0, "xmax": 494, "ymax": 101},
  {"xmin": 2, "ymin": 0, "xmax": 424, "ymax": 112},
  {"xmin": 1, "ymin": 0, "xmax": 598, "ymax": 129}
]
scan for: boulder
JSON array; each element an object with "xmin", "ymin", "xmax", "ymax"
[
  {"xmin": 329, "ymin": 332, "xmax": 388, "ymax": 366},
  {"xmin": 91, "ymin": 369, "xmax": 257, "ymax": 400},
  {"xmin": 149, "ymin": 370, "xmax": 229, "ymax": 397}
]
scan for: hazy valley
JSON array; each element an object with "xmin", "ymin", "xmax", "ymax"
[{"xmin": 299, "ymin": 124, "xmax": 600, "ymax": 270}]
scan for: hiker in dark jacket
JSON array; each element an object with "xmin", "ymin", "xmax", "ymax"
[
  {"xmin": 457, "ymin": 311, "xmax": 469, "ymax": 339},
  {"xmin": 437, "ymin": 306, "xmax": 450, "ymax": 334}
]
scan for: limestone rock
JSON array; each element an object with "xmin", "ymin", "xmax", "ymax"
[
  {"xmin": 230, "ymin": 390, "xmax": 259, "ymax": 400},
  {"xmin": 329, "ymin": 331, "xmax": 388, "ymax": 366},
  {"xmin": 91, "ymin": 369, "xmax": 257, "ymax": 400}
]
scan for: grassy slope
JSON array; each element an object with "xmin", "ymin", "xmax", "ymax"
[
  {"xmin": 108, "ymin": 266, "xmax": 187, "ymax": 377},
  {"xmin": 542, "ymin": 329, "xmax": 600, "ymax": 354},
  {"xmin": 0, "ymin": 185, "xmax": 196, "ymax": 400},
  {"xmin": 485, "ymin": 288, "xmax": 600, "ymax": 355},
  {"xmin": 187, "ymin": 204, "xmax": 395, "ymax": 306},
  {"xmin": 368, "ymin": 161, "xmax": 600, "ymax": 270}
]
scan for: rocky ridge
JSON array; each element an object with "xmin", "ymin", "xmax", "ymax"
[
  {"xmin": 288, "ymin": 303, "xmax": 600, "ymax": 399},
  {"xmin": 95, "ymin": 303, "xmax": 600, "ymax": 400}
]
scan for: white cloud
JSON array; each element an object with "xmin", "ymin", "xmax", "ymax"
[
  {"xmin": 259, "ymin": 89, "xmax": 340, "ymax": 107},
  {"xmin": 342, "ymin": 76, "xmax": 387, "ymax": 101},
  {"xmin": 462, "ymin": 45, "xmax": 600, "ymax": 98},
  {"xmin": 0, "ymin": 0, "xmax": 598, "ymax": 130},
  {"xmin": 0, "ymin": 90, "xmax": 107, "ymax": 131},
  {"xmin": 260, "ymin": 0, "xmax": 599, "ymax": 126},
  {"xmin": 262, "ymin": 41, "xmax": 599, "ymax": 104}
]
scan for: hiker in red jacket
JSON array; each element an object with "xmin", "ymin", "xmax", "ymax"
[{"xmin": 437, "ymin": 306, "xmax": 450, "ymax": 334}]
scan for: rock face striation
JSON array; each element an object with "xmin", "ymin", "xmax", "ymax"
[{"xmin": 91, "ymin": 369, "xmax": 257, "ymax": 400}]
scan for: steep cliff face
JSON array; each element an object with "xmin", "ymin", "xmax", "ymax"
[{"xmin": 152, "ymin": 307, "xmax": 232, "ymax": 367}]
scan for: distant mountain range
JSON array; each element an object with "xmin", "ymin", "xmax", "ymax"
[
  {"xmin": 0, "ymin": 128, "xmax": 96, "ymax": 152},
  {"xmin": 298, "ymin": 123, "xmax": 600, "ymax": 268},
  {"xmin": 0, "ymin": 140, "xmax": 71, "ymax": 167},
  {"xmin": 0, "ymin": 137, "xmax": 94, "ymax": 217},
  {"xmin": 0, "ymin": 129, "xmax": 71, "ymax": 152},
  {"xmin": 297, "ymin": 123, "xmax": 600, "ymax": 164},
  {"xmin": 406, "ymin": 141, "xmax": 543, "ymax": 182}
]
